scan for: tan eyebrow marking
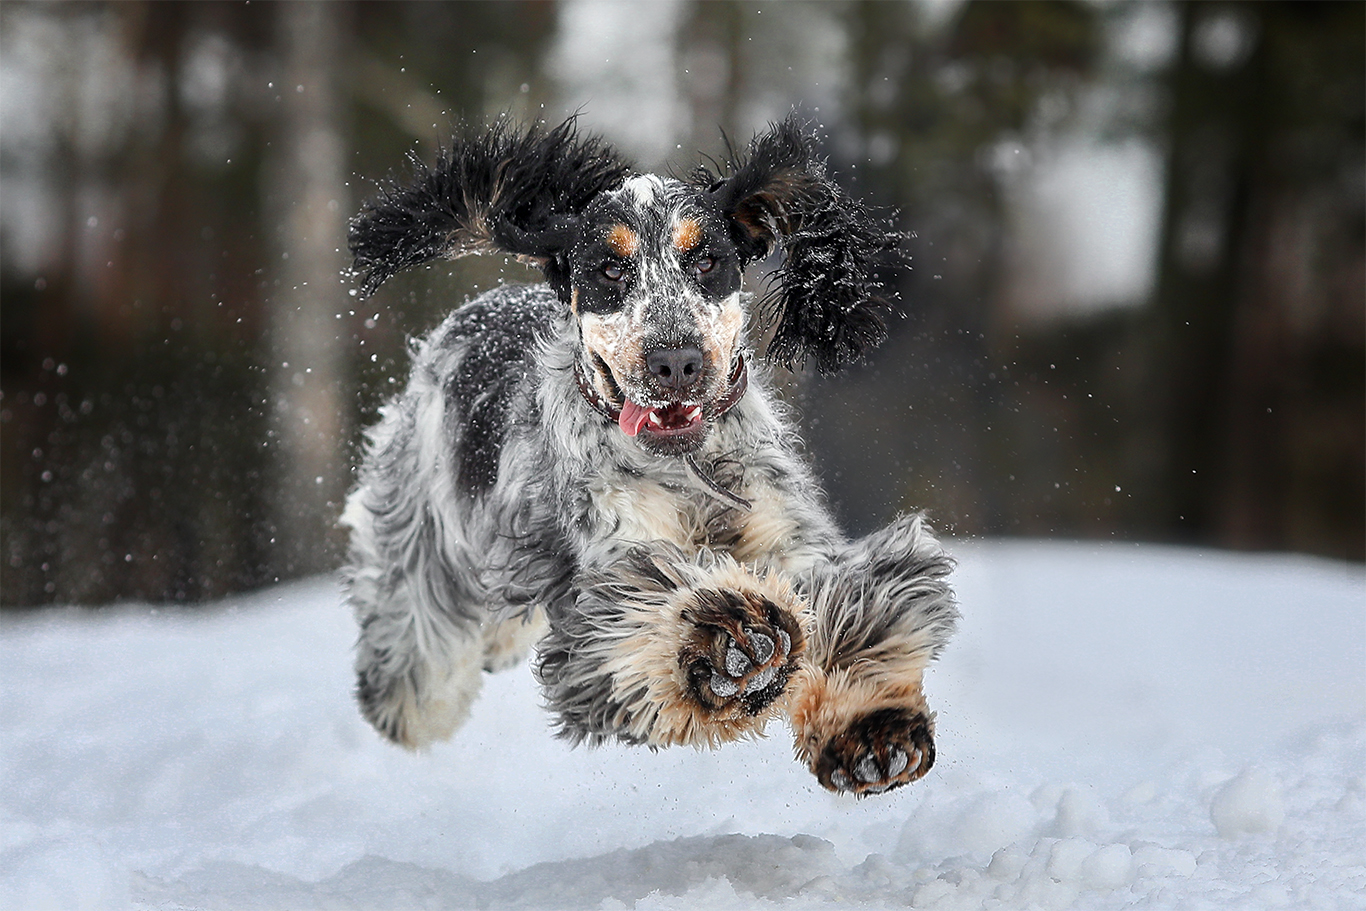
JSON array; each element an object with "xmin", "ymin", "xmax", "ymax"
[
  {"xmin": 606, "ymin": 224, "xmax": 639, "ymax": 258},
  {"xmin": 672, "ymin": 217, "xmax": 703, "ymax": 254}
]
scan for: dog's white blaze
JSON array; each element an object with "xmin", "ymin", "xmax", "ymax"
[
  {"xmin": 622, "ymin": 174, "xmax": 665, "ymax": 208},
  {"xmin": 583, "ymin": 295, "xmax": 744, "ymax": 409}
]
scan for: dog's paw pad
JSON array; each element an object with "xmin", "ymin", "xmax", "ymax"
[
  {"xmin": 690, "ymin": 623, "xmax": 792, "ymax": 711},
  {"xmin": 744, "ymin": 664, "xmax": 778, "ymax": 695},
  {"xmin": 813, "ymin": 707, "xmax": 935, "ymax": 797},
  {"xmin": 854, "ymin": 753, "xmax": 881, "ymax": 783},
  {"xmin": 709, "ymin": 669, "xmax": 740, "ymax": 698},
  {"xmin": 748, "ymin": 631, "xmax": 775, "ymax": 664},
  {"xmin": 682, "ymin": 592, "xmax": 803, "ymax": 715},
  {"xmin": 725, "ymin": 640, "xmax": 753, "ymax": 677}
]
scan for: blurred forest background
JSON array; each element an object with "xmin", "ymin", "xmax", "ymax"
[{"xmin": 2, "ymin": 0, "xmax": 1362, "ymax": 607}]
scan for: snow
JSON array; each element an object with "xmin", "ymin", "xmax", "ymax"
[
  {"xmin": 1209, "ymin": 768, "xmax": 1286, "ymax": 839},
  {"xmin": 3, "ymin": 539, "xmax": 1364, "ymax": 910}
]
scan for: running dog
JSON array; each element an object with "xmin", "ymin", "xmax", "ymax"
[{"xmin": 342, "ymin": 114, "xmax": 957, "ymax": 795}]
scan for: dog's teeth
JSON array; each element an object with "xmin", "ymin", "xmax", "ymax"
[
  {"xmin": 743, "ymin": 665, "xmax": 777, "ymax": 695},
  {"xmin": 685, "ymin": 406, "xmax": 701, "ymax": 421},
  {"xmin": 709, "ymin": 670, "xmax": 740, "ymax": 698},
  {"xmin": 647, "ymin": 412, "xmax": 663, "ymax": 426},
  {"xmin": 725, "ymin": 645, "xmax": 752, "ymax": 677}
]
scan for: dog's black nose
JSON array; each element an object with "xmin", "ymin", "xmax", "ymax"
[{"xmin": 645, "ymin": 346, "xmax": 705, "ymax": 391}]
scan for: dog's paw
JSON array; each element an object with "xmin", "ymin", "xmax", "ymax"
[
  {"xmin": 680, "ymin": 588, "xmax": 804, "ymax": 716},
  {"xmin": 812, "ymin": 707, "xmax": 935, "ymax": 796}
]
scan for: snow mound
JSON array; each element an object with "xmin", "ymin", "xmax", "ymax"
[
  {"xmin": 2, "ymin": 540, "xmax": 1363, "ymax": 909},
  {"xmin": 1210, "ymin": 767, "xmax": 1286, "ymax": 838}
]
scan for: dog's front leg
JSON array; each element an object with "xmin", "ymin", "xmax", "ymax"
[
  {"xmin": 534, "ymin": 543, "xmax": 809, "ymax": 748},
  {"xmin": 787, "ymin": 513, "xmax": 958, "ymax": 796}
]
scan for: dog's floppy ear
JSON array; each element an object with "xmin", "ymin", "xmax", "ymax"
[
  {"xmin": 349, "ymin": 118, "xmax": 632, "ymax": 299},
  {"xmin": 705, "ymin": 114, "xmax": 904, "ymax": 374}
]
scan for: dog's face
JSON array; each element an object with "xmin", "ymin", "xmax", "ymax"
[
  {"xmin": 350, "ymin": 116, "xmax": 899, "ymax": 443},
  {"xmin": 569, "ymin": 175, "xmax": 749, "ymax": 456}
]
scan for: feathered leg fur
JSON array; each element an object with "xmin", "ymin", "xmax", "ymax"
[
  {"xmin": 339, "ymin": 312, "xmax": 543, "ymax": 750},
  {"xmin": 787, "ymin": 514, "xmax": 957, "ymax": 795},
  {"xmin": 535, "ymin": 544, "xmax": 808, "ymax": 748},
  {"xmin": 342, "ymin": 494, "xmax": 488, "ymax": 749}
]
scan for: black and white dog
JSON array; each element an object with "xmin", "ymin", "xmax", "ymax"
[{"xmin": 342, "ymin": 115, "xmax": 957, "ymax": 796}]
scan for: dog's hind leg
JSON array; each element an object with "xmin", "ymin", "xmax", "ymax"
[
  {"xmin": 355, "ymin": 589, "xmax": 486, "ymax": 749},
  {"xmin": 343, "ymin": 496, "xmax": 489, "ymax": 749},
  {"xmin": 786, "ymin": 513, "xmax": 958, "ymax": 796},
  {"xmin": 481, "ymin": 608, "xmax": 548, "ymax": 672}
]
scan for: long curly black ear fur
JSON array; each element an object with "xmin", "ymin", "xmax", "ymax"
[
  {"xmin": 349, "ymin": 118, "xmax": 633, "ymax": 299},
  {"xmin": 700, "ymin": 114, "xmax": 904, "ymax": 374}
]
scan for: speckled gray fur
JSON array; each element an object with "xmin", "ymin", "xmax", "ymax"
[{"xmin": 341, "ymin": 116, "xmax": 957, "ymax": 787}]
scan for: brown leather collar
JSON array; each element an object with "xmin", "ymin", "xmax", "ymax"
[{"xmin": 575, "ymin": 353, "xmax": 749, "ymax": 424}]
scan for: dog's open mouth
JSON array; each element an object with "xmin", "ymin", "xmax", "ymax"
[
  {"xmin": 576, "ymin": 353, "xmax": 748, "ymax": 454},
  {"xmin": 618, "ymin": 400, "xmax": 704, "ymax": 438}
]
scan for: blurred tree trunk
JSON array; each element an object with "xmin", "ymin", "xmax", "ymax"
[
  {"xmin": 267, "ymin": 1, "xmax": 353, "ymax": 578},
  {"xmin": 1146, "ymin": 1, "xmax": 1255, "ymax": 541},
  {"xmin": 677, "ymin": 2, "xmax": 746, "ymax": 153},
  {"xmin": 828, "ymin": 0, "xmax": 1100, "ymax": 536},
  {"xmin": 1148, "ymin": 0, "xmax": 1365, "ymax": 557}
]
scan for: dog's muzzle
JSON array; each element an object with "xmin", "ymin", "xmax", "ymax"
[{"xmin": 575, "ymin": 353, "xmax": 749, "ymax": 439}]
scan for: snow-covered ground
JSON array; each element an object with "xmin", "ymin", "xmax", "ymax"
[{"xmin": 3, "ymin": 540, "xmax": 1363, "ymax": 910}]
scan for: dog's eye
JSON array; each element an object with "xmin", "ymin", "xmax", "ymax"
[
  {"xmin": 694, "ymin": 255, "xmax": 716, "ymax": 276},
  {"xmin": 602, "ymin": 263, "xmax": 627, "ymax": 282}
]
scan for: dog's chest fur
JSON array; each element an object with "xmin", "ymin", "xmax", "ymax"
[
  {"xmin": 586, "ymin": 471, "xmax": 730, "ymax": 552},
  {"xmin": 571, "ymin": 422, "xmax": 815, "ymax": 574}
]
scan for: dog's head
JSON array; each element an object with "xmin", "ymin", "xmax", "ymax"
[
  {"xmin": 350, "ymin": 115, "xmax": 902, "ymax": 456},
  {"xmin": 563, "ymin": 174, "xmax": 749, "ymax": 455}
]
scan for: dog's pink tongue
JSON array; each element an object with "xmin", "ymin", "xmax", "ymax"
[{"xmin": 618, "ymin": 400, "xmax": 653, "ymax": 437}]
